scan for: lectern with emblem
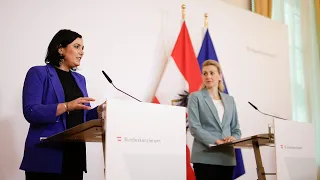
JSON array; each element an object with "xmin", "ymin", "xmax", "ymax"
[{"xmin": 40, "ymin": 98, "xmax": 187, "ymax": 180}]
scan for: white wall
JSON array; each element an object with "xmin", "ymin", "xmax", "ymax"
[
  {"xmin": 223, "ymin": 0, "xmax": 251, "ymax": 10},
  {"xmin": 0, "ymin": 0, "xmax": 290, "ymax": 180}
]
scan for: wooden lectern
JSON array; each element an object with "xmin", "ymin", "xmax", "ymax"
[
  {"xmin": 212, "ymin": 133, "xmax": 275, "ymax": 180},
  {"xmin": 40, "ymin": 119, "xmax": 107, "ymax": 164},
  {"xmin": 213, "ymin": 118, "xmax": 317, "ymax": 180},
  {"xmin": 40, "ymin": 119, "xmax": 104, "ymax": 143},
  {"xmin": 40, "ymin": 98, "xmax": 187, "ymax": 180}
]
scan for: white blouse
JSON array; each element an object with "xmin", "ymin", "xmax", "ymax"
[{"xmin": 212, "ymin": 98, "xmax": 224, "ymax": 123}]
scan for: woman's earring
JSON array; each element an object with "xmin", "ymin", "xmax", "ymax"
[{"xmin": 59, "ymin": 54, "xmax": 64, "ymax": 65}]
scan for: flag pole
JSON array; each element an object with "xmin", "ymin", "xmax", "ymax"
[
  {"xmin": 202, "ymin": 13, "xmax": 208, "ymax": 37},
  {"xmin": 204, "ymin": 13, "xmax": 208, "ymax": 28},
  {"xmin": 181, "ymin": 4, "xmax": 186, "ymax": 20}
]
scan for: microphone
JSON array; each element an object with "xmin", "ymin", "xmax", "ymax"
[
  {"xmin": 248, "ymin": 101, "xmax": 287, "ymax": 120},
  {"xmin": 102, "ymin": 70, "xmax": 141, "ymax": 102}
]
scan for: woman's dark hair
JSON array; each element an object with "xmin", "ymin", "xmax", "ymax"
[{"xmin": 45, "ymin": 29, "xmax": 82, "ymax": 67}]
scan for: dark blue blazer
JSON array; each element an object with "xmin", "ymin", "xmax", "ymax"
[{"xmin": 20, "ymin": 64, "xmax": 98, "ymax": 174}]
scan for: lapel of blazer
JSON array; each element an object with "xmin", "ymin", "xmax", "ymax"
[
  {"xmin": 202, "ymin": 89, "xmax": 223, "ymax": 129},
  {"xmin": 219, "ymin": 92, "xmax": 230, "ymax": 128},
  {"xmin": 47, "ymin": 65, "xmax": 65, "ymax": 103},
  {"xmin": 47, "ymin": 65, "xmax": 67, "ymax": 129}
]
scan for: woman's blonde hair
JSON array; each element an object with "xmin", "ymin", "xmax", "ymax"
[{"xmin": 200, "ymin": 60, "xmax": 225, "ymax": 92}]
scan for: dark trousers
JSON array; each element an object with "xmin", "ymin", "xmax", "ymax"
[
  {"xmin": 193, "ymin": 163, "xmax": 234, "ymax": 180},
  {"xmin": 25, "ymin": 171, "xmax": 83, "ymax": 180}
]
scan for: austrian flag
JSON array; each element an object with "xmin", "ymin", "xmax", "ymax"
[{"xmin": 152, "ymin": 21, "xmax": 201, "ymax": 180}]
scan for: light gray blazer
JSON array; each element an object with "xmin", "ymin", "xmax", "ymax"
[{"xmin": 187, "ymin": 89, "xmax": 241, "ymax": 166}]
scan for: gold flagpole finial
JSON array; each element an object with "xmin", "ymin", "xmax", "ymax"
[
  {"xmin": 204, "ymin": 13, "xmax": 208, "ymax": 28},
  {"xmin": 181, "ymin": 4, "xmax": 186, "ymax": 20}
]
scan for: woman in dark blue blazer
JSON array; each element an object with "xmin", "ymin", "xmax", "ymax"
[{"xmin": 20, "ymin": 29, "xmax": 105, "ymax": 180}]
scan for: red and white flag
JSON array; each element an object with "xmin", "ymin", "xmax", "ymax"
[{"xmin": 152, "ymin": 21, "xmax": 201, "ymax": 180}]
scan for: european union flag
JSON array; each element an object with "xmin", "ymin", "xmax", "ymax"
[{"xmin": 197, "ymin": 29, "xmax": 245, "ymax": 179}]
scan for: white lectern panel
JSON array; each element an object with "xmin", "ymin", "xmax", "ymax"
[
  {"xmin": 274, "ymin": 119, "xmax": 317, "ymax": 180},
  {"xmin": 104, "ymin": 98, "xmax": 186, "ymax": 180}
]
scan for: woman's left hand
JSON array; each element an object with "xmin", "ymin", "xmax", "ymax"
[{"xmin": 223, "ymin": 136, "xmax": 236, "ymax": 143}]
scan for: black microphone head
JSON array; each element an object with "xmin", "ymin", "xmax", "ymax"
[
  {"xmin": 248, "ymin": 101, "xmax": 258, "ymax": 110},
  {"xmin": 102, "ymin": 70, "xmax": 112, "ymax": 83}
]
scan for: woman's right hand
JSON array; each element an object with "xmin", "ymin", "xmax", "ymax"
[
  {"xmin": 67, "ymin": 97, "xmax": 95, "ymax": 111},
  {"xmin": 215, "ymin": 139, "xmax": 225, "ymax": 145},
  {"xmin": 56, "ymin": 97, "xmax": 95, "ymax": 116}
]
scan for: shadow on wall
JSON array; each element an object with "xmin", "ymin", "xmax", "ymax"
[{"xmin": 0, "ymin": 118, "xmax": 21, "ymax": 180}]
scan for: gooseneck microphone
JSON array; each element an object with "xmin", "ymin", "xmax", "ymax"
[
  {"xmin": 248, "ymin": 101, "xmax": 287, "ymax": 120},
  {"xmin": 102, "ymin": 70, "xmax": 141, "ymax": 102}
]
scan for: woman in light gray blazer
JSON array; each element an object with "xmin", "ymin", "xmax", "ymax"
[{"xmin": 187, "ymin": 60, "xmax": 241, "ymax": 180}]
